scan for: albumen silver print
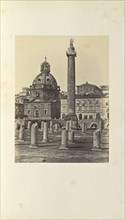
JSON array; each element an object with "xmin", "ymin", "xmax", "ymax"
[
  {"xmin": 15, "ymin": 36, "xmax": 109, "ymax": 163},
  {"xmin": 1, "ymin": 1, "xmax": 124, "ymax": 219}
]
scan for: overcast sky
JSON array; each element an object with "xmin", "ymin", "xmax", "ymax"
[{"xmin": 15, "ymin": 36, "xmax": 108, "ymax": 94}]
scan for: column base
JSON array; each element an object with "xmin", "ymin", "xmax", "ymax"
[
  {"xmin": 59, "ymin": 145, "xmax": 69, "ymax": 150},
  {"xmin": 29, "ymin": 144, "xmax": 38, "ymax": 148},
  {"xmin": 42, "ymin": 139, "xmax": 49, "ymax": 143},
  {"xmin": 91, "ymin": 147, "xmax": 101, "ymax": 152},
  {"xmin": 17, "ymin": 140, "xmax": 25, "ymax": 143},
  {"xmin": 69, "ymin": 141, "xmax": 75, "ymax": 145}
]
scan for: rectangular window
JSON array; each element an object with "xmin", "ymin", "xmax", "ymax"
[
  {"xmin": 89, "ymin": 115, "xmax": 93, "ymax": 119},
  {"xmin": 84, "ymin": 106, "xmax": 88, "ymax": 111},
  {"xmin": 96, "ymin": 106, "xmax": 100, "ymax": 111},
  {"xmin": 89, "ymin": 106, "xmax": 93, "ymax": 110},
  {"xmin": 84, "ymin": 115, "xmax": 87, "ymax": 119},
  {"xmin": 62, "ymin": 106, "xmax": 66, "ymax": 112},
  {"xmin": 27, "ymin": 109, "xmax": 31, "ymax": 115},
  {"xmin": 76, "ymin": 100, "xmax": 80, "ymax": 104},
  {"xmin": 79, "ymin": 106, "xmax": 82, "ymax": 111},
  {"xmin": 82, "ymin": 106, "xmax": 84, "ymax": 111},
  {"xmin": 36, "ymin": 109, "xmax": 39, "ymax": 118},
  {"xmin": 76, "ymin": 106, "xmax": 79, "ymax": 111}
]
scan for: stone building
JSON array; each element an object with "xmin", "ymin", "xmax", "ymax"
[
  {"xmin": 15, "ymin": 87, "xmax": 30, "ymax": 119},
  {"xmin": 61, "ymin": 82, "xmax": 109, "ymax": 123},
  {"xmin": 15, "ymin": 58, "xmax": 60, "ymax": 120}
]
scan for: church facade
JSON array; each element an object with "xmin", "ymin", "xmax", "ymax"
[{"xmin": 15, "ymin": 58, "xmax": 60, "ymax": 120}]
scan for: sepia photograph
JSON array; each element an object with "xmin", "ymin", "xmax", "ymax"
[
  {"xmin": 1, "ymin": 1, "xmax": 124, "ymax": 219},
  {"xmin": 15, "ymin": 36, "xmax": 109, "ymax": 163}
]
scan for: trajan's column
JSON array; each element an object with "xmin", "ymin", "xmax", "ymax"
[{"xmin": 65, "ymin": 39, "xmax": 78, "ymax": 129}]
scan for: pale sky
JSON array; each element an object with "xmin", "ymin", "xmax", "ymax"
[{"xmin": 15, "ymin": 36, "xmax": 109, "ymax": 94}]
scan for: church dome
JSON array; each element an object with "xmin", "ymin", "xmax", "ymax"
[
  {"xmin": 29, "ymin": 58, "xmax": 60, "ymax": 102},
  {"xmin": 32, "ymin": 58, "xmax": 58, "ymax": 88},
  {"xmin": 77, "ymin": 82, "xmax": 103, "ymax": 97},
  {"xmin": 32, "ymin": 73, "xmax": 58, "ymax": 88}
]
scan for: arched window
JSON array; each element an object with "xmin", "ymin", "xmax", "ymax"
[
  {"xmin": 90, "ymin": 123, "xmax": 98, "ymax": 129},
  {"xmin": 79, "ymin": 113, "xmax": 82, "ymax": 120},
  {"xmin": 96, "ymin": 113, "xmax": 101, "ymax": 119}
]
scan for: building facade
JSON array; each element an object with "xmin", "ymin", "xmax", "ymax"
[
  {"xmin": 15, "ymin": 58, "xmax": 60, "ymax": 120},
  {"xmin": 61, "ymin": 82, "xmax": 109, "ymax": 122},
  {"xmin": 15, "ymin": 87, "xmax": 30, "ymax": 119}
]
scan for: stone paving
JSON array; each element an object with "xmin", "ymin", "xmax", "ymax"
[
  {"xmin": 15, "ymin": 144, "xmax": 109, "ymax": 163},
  {"xmin": 15, "ymin": 130, "xmax": 109, "ymax": 163}
]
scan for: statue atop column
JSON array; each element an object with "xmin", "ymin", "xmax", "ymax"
[
  {"xmin": 67, "ymin": 38, "xmax": 77, "ymax": 56},
  {"xmin": 70, "ymin": 38, "xmax": 74, "ymax": 47}
]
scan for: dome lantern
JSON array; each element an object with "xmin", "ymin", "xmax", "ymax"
[{"xmin": 40, "ymin": 56, "xmax": 50, "ymax": 74}]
